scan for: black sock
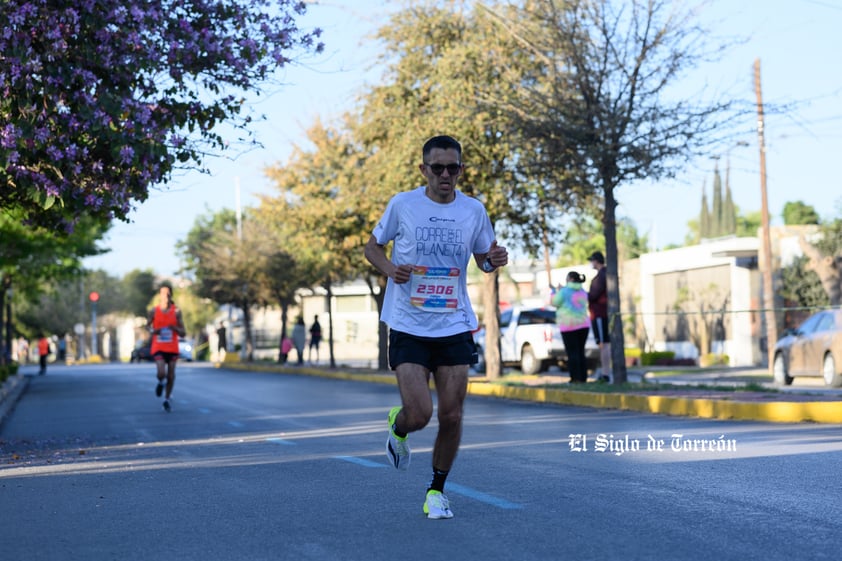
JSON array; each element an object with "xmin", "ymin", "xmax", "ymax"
[
  {"xmin": 428, "ymin": 467, "xmax": 449, "ymax": 493},
  {"xmin": 391, "ymin": 422, "xmax": 407, "ymax": 439}
]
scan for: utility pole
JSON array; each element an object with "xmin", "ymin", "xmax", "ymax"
[{"xmin": 754, "ymin": 58, "xmax": 777, "ymax": 371}]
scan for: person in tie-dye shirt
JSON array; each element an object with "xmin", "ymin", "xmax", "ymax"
[{"xmin": 552, "ymin": 271, "xmax": 591, "ymax": 383}]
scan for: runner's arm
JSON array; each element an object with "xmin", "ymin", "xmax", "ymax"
[
  {"xmin": 364, "ymin": 235, "xmax": 412, "ymax": 284},
  {"xmin": 474, "ymin": 240, "xmax": 508, "ymax": 273},
  {"xmin": 174, "ymin": 309, "xmax": 187, "ymax": 338}
]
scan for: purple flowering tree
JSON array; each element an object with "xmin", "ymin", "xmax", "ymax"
[{"xmin": 0, "ymin": 0, "xmax": 323, "ymax": 229}]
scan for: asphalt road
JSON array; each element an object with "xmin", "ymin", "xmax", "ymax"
[{"xmin": 1, "ymin": 363, "xmax": 841, "ymax": 561}]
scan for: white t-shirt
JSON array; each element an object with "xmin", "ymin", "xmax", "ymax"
[{"xmin": 372, "ymin": 186, "xmax": 496, "ymax": 337}]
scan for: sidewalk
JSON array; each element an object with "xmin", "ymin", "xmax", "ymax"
[{"xmin": 0, "ymin": 373, "xmax": 29, "ymax": 427}]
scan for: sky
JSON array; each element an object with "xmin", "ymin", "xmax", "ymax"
[{"xmin": 82, "ymin": 0, "xmax": 842, "ymax": 278}]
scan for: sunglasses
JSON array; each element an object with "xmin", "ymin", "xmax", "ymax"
[{"xmin": 425, "ymin": 163, "xmax": 462, "ymax": 176}]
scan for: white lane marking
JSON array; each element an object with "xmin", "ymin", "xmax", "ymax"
[
  {"xmin": 445, "ymin": 483, "xmax": 523, "ymax": 510},
  {"xmin": 333, "ymin": 456, "xmax": 387, "ymax": 468}
]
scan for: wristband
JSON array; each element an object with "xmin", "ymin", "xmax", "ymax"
[{"xmin": 481, "ymin": 257, "xmax": 496, "ymax": 273}]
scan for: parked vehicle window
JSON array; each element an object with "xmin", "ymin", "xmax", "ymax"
[
  {"xmin": 815, "ymin": 313, "xmax": 833, "ymax": 333},
  {"xmin": 500, "ymin": 309, "xmax": 513, "ymax": 328},
  {"xmin": 518, "ymin": 310, "xmax": 556, "ymax": 325},
  {"xmin": 796, "ymin": 313, "xmax": 824, "ymax": 335}
]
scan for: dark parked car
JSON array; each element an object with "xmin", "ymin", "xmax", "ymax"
[
  {"xmin": 773, "ymin": 309, "xmax": 842, "ymax": 387},
  {"xmin": 130, "ymin": 340, "xmax": 153, "ymax": 362}
]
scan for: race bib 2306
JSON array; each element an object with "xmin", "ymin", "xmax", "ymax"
[{"xmin": 409, "ymin": 266, "xmax": 460, "ymax": 312}]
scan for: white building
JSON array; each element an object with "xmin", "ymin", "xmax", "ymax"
[{"xmin": 637, "ymin": 237, "xmax": 762, "ymax": 366}]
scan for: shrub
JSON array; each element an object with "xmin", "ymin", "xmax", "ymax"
[
  {"xmin": 640, "ymin": 351, "xmax": 675, "ymax": 366},
  {"xmin": 0, "ymin": 361, "xmax": 19, "ymax": 383},
  {"xmin": 700, "ymin": 353, "xmax": 730, "ymax": 367}
]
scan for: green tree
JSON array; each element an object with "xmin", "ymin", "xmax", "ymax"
[
  {"xmin": 484, "ymin": 0, "xmax": 736, "ymax": 383},
  {"xmin": 699, "ymin": 165, "xmax": 736, "ymax": 238},
  {"xmin": 557, "ymin": 215, "xmax": 648, "ymax": 266},
  {"xmin": 0, "ymin": 209, "xmax": 105, "ymax": 288},
  {"xmin": 0, "ymin": 210, "xmax": 106, "ymax": 362},
  {"xmin": 815, "ymin": 216, "xmax": 842, "ymax": 256},
  {"xmin": 177, "ymin": 208, "xmax": 271, "ymax": 361},
  {"xmin": 686, "ymin": 206, "xmax": 760, "ymax": 246},
  {"xmin": 811, "ymin": 213, "xmax": 842, "ymax": 305},
  {"xmin": 780, "ymin": 255, "xmax": 829, "ymax": 310},
  {"xmin": 263, "ymin": 119, "xmax": 376, "ymax": 368},
  {"xmin": 699, "ymin": 180, "xmax": 710, "ymax": 241},
  {"xmin": 736, "ymin": 210, "xmax": 762, "ymax": 238},
  {"xmin": 121, "ymin": 269, "xmax": 158, "ymax": 318},
  {"xmin": 14, "ymin": 281, "xmax": 86, "ymax": 341},
  {"xmin": 782, "ymin": 201, "xmax": 820, "ymax": 225},
  {"xmin": 353, "ymin": 1, "xmax": 567, "ymax": 378},
  {"xmin": 260, "ymin": 245, "xmax": 311, "ymax": 362},
  {"xmin": 711, "ymin": 166, "xmax": 723, "ymax": 237},
  {"xmin": 13, "ymin": 268, "xmax": 127, "ymax": 350},
  {"xmin": 722, "ymin": 166, "xmax": 737, "ymax": 235}
]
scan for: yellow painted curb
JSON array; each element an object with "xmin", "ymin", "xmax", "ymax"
[
  {"xmin": 218, "ymin": 363, "xmax": 842, "ymax": 424},
  {"xmin": 466, "ymin": 382, "xmax": 842, "ymax": 424}
]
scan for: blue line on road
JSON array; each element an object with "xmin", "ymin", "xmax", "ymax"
[
  {"xmin": 445, "ymin": 482, "xmax": 524, "ymax": 510},
  {"xmin": 334, "ymin": 456, "xmax": 387, "ymax": 468},
  {"xmin": 266, "ymin": 437, "xmax": 296, "ymax": 446},
  {"xmin": 228, "ymin": 421, "xmax": 244, "ymax": 428}
]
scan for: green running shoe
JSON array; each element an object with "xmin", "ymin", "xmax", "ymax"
[
  {"xmin": 386, "ymin": 406, "xmax": 410, "ymax": 470},
  {"xmin": 423, "ymin": 490, "xmax": 454, "ymax": 519}
]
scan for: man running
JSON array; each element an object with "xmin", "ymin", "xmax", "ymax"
[{"xmin": 364, "ymin": 135, "xmax": 508, "ymax": 519}]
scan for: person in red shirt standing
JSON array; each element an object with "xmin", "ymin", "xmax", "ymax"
[
  {"xmin": 587, "ymin": 251, "xmax": 611, "ymax": 383},
  {"xmin": 37, "ymin": 334, "xmax": 50, "ymax": 375},
  {"xmin": 146, "ymin": 284, "xmax": 186, "ymax": 412}
]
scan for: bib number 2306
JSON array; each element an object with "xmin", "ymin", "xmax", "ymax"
[{"xmin": 409, "ymin": 267, "xmax": 460, "ymax": 312}]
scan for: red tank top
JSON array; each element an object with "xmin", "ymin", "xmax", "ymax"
[{"xmin": 151, "ymin": 305, "xmax": 180, "ymax": 354}]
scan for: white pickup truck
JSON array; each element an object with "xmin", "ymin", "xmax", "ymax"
[{"xmin": 473, "ymin": 306, "xmax": 599, "ymax": 375}]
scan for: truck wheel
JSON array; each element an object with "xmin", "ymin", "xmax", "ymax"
[
  {"xmin": 520, "ymin": 346, "xmax": 541, "ymax": 375},
  {"xmin": 473, "ymin": 344, "xmax": 486, "ymax": 374}
]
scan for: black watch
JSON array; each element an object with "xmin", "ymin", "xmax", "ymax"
[{"xmin": 481, "ymin": 257, "xmax": 495, "ymax": 273}]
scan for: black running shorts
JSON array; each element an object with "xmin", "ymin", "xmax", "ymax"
[
  {"xmin": 153, "ymin": 351, "xmax": 179, "ymax": 363},
  {"xmin": 388, "ymin": 329, "xmax": 478, "ymax": 371}
]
